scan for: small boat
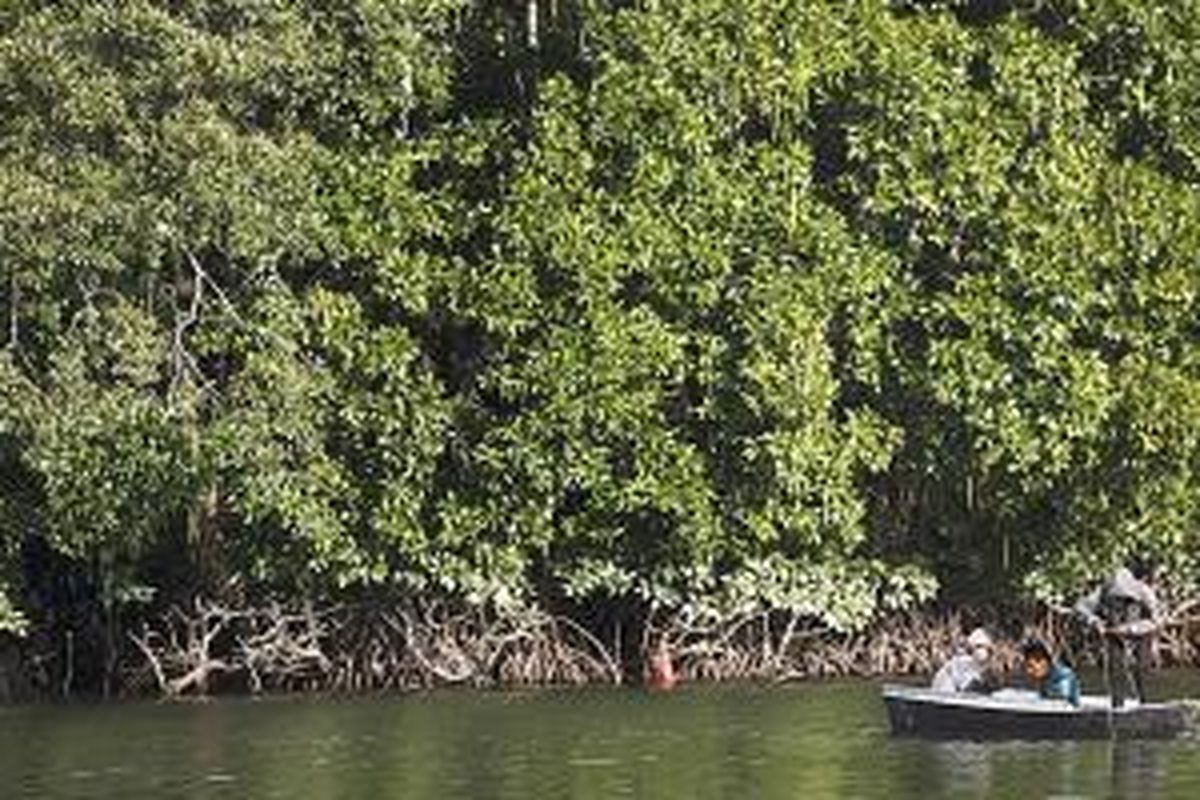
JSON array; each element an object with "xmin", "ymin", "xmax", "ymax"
[{"xmin": 883, "ymin": 684, "xmax": 1193, "ymax": 740}]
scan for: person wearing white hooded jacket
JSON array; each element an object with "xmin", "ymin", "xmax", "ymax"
[{"xmin": 932, "ymin": 627, "xmax": 1000, "ymax": 694}]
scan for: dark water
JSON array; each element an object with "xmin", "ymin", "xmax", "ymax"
[{"xmin": 2, "ymin": 674, "xmax": 1199, "ymax": 799}]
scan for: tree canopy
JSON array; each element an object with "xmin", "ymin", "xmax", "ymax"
[{"xmin": 0, "ymin": 1, "xmax": 1197, "ymax": 678}]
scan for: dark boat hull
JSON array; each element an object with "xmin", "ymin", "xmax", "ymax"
[{"xmin": 883, "ymin": 685, "xmax": 1190, "ymax": 741}]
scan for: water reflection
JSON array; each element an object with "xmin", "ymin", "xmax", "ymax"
[
  {"xmin": 1110, "ymin": 740, "xmax": 1168, "ymax": 799},
  {"xmin": 906, "ymin": 736, "xmax": 1180, "ymax": 800},
  {"xmin": 927, "ymin": 742, "xmax": 994, "ymax": 796},
  {"xmin": 0, "ymin": 677, "xmax": 1197, "ymax": 799}
]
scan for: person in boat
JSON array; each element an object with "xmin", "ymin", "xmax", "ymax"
[
  {"xmin": 1074, "ymin": 562, "xmax": 1162, "ymax": 707},
  {"xmin": 931, "ymin": 627, "xmax": 1000, "ymax": 694},
  {"xmin": 1021, "ymin": 638, "xmax": 1080, "ymax": 706}
]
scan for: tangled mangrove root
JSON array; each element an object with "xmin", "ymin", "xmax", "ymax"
[
  {"xmin": 648, "ymin": 605, "xmax": 1200, "ymax": 685},
  {"xmin": 117, "ymin": 598, "xmax": 1200, "ymax": 698},
  {"xmin": 128, "ymin": 599, "xmax": 333, "ymax": 696},
  {"xmin": 126, "ymin": 598, "xmax": 620, "ymax": 697}
]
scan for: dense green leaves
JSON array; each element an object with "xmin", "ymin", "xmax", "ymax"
[{"xmin": 1, "ymin": 1, "xmax": 1197, "ymax": 664}]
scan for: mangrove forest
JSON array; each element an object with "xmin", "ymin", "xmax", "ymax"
[{"xmin": 0, "ymin": 0, "xmax": 1198, "ymax": 699}]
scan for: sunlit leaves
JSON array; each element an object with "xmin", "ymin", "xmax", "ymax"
[{"xmin": 0, "ymin": 0, "xmax": 1197, "ymax": 641}]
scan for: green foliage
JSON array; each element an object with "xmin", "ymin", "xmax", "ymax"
[
  {"xmin": 0, "ymin": 301, "xmax": 193, "ymax": 563},
  {"xmin": 1, "ymin": 0, "xmax": 1198, "ymax": 675},
  {"xmin": 0, "ymin": 583, "xmax": 28, "ymax": 637}
]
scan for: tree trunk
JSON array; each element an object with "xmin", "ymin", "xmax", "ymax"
[
  {"xmin": 7, "ymin": 267, "xmax": 17, "ymax": 349},
  {"xmin": 526, "ymin": 0, "xmax": 538, "ymax": 50}
]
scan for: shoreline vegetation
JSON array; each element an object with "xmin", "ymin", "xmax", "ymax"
[
  {"xmin": 2, "ymin": 601, "xmax": 1199, "ymax": 702},
  {"xmin": 1, "ymin": 3, "xmax": 1198, "ymax": 702}
]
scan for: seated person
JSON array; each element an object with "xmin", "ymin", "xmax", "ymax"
[
  {"xmin": 932, "ymin": 627, "xmax": 1000, "ymax": 693},
  {"xmin": 1021, "ymin": 638, "xmax": 1080, "ymax": 706}
]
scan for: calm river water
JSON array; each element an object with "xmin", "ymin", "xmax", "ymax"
[{"xmin": 2, "ymin": 674, "xmax": 1199, "ymax": 799}]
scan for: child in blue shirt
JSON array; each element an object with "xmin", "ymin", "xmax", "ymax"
[{"xmin": 1022, "ymin": 639, "xmax": 1081, "ymax": 706}]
